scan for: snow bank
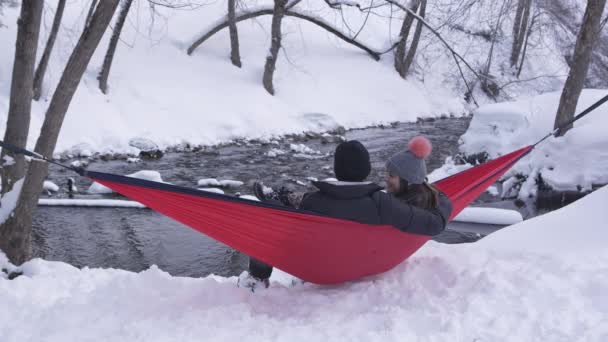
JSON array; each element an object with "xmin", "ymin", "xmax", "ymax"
[
  {"xmin": 480, "ymin": 185, "xmax": 608, "ymax": 257},
  {"xmin": 2, "ymin": 187, "xmax": 607, "ymax": 341},
  {"xmin": 460, "ymin": 90, "xmax": 608, "ymax": 195}
]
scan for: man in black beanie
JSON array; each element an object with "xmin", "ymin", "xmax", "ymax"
[{"xmin": 240, "ymin": 140, "xmax": 452, "ymax": 291}]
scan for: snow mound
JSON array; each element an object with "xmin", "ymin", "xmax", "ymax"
[
  {"xmin": 38, "ymin": 199, "xmax": 145, "ymax": 208},
  {"xmin": 43, "ymin": 181, "xmax": 59, "ymax": 193},
  {"xmin": 218, "ymin": 180, "xmax": 244, "ymax": 188},
  {"xmin": 480, "ymin": 185, "xmax": 608, "ymax": 257}
]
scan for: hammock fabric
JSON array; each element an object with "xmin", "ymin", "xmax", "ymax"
[{"xmin": 86, "ymin": 145, "xmax": 533, "ymax": 285}]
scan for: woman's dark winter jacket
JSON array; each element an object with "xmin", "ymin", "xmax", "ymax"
[{"xmin": 299, "ymin": 181, "xmax": 452, "ymax": 236}]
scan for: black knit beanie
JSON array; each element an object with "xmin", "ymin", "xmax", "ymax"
[{"xmin": 333, "ymin": 140, "xmax": 371, "ymax": 182}]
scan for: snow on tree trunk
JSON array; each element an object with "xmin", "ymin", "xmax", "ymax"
[
  {"xmin": 510, "ymin": 0, "xmax": 526, "ymax": 67},
  {"xmin": 85, "ymin": 0, "xmax": 97, "ymax": 30},
  {"xmin": 262, "ymin": 0, "xmax": 288, "ymax": 95},
  {"xmin": 98, "ymin": 0, "xmax": 133, "ymax": 94},
  {"xmin": 394, "ymin": 0, "xmax": 420, "ymax": 77},
  {"xmin": 33, "ymin": 0, "xmax": 66, "ymax": 101},
  {"xmin": 554, "ymin": 0, "xmax": 607, "ymax": 136},
  {"xmin": 0, "ymin": 0, "xmax": 120, "ymax": 265},
  {"xmin": 401, "ymin": 0, "xmax": 426, "ymax": 77},
  {"xmin": 228, "ymin": 0, "xmax": 241, "ymax": 67},
  {"xmin": 0, "ymin": 0, "xmax": 43, "ymax": 196}
]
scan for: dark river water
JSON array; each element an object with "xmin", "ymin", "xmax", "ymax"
[{"xmin": 32, "ymin": 117, "xmax": 526, "ymax": 278}]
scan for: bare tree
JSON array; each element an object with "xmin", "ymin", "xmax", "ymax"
[
  {"xmin": 98, "ymin": 0, "xmax": 134, "ymax": 94},
  {"xmin": 0, "ymin": 0, "xmax": 120, "ymax": 265},
  {"xmin": 510, "ymin": 0, "xmax": 532, "ymax": 68},
  {"xmin": 554, "ymin": 0, "xmax": 607, "ymax": 136},
  {"xmin": 401, "ymin": 0, "xmax": 427, "ymax": 77},
  {"xmin": 263, "ymin": 0, "xmax": 288, "ymax": 95},
  {"xmin": 0, "ymin": 0, "xmax": 43, "ymax": 196},
  {"xmin": 33, "ymin": 0, "xmax": 66, "ymax": 101},
  {"xmin": 228, "ymin": 0, "xmax": 241, "ymax": 67},
  {"xmin": 481, "ymin": 0, "xmax": 509, "ymax": 98},
  {"xmin": 394, "ymin": 0, "xmax": 420, "ymax": 77}
]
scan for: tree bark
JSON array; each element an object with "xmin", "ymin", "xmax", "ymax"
[
  {"xmin": 0, "ymin": 0, "xmax": 120, "ymax": 265},
  {"xmin": 85, "ymin": 0, "xmax": 98, "ymax": 30},
  {"xmin": 510, "ymin": 0, "xmax": 526, "ymax": 67},
  {"xmin": 0, "ymin": 0, "xmax": 43, "ymax": 196},
  {"xmin": 510, "ymin": 0, "xmax": 531, "ymax": 68},
  {"xmin": 554, "ymin": 0, "xmax": 607, "ymax": 136},
  {"xmin": 262, "ymin": 0, "xmax": 288, "ymax": 95},
  {"xmin": 98, "ymin": 0, "xmax": 133, "ymax": 94},
  {"xmin": 394, "ymin": 0, "xmax": 420, "ymax": 77},
  {"xmin": 33, "ymin": 0, "xmax": 66, "ymax": 101},
  {"xmin": 228, "ymin": 0, "xmax": 241, "ymax": 67},
  {"xmin": 516, "ymin": 12, "xmax": 536, "ymax": 78},
  {"xmin": 401, "ymin": 0, "xmax": 426, "ymax": 77}
]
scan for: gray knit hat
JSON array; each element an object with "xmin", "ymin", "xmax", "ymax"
[{"xmin": 385, "ymin": 136, "xmax": 432, "ymax": 185}]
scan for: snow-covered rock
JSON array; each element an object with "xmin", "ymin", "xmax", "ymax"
[{"xmin": 42, "ymin": 181, "xmax": 59, "ymax": 193}]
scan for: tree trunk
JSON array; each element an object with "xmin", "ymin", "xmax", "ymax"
[
  {"xmin": 394, "ymin": 0, "xmax": 420, "ymax": 77},
  {"xmin": 401, "ymin": 0, "xmax": 426, "ymax": 77},
  {"xmin": 33, "ymin": 0, "xmax": 66, "ymax": 101},
  {"xmin": 98, "ymin": 0, "xmax": 133, "ymax": 94},
  {"xmin": 516, "ymin": 12, "xmax": 535, "ymax": 78},
  {"xmin": 262, "ymin": 0, "xmax": 288, "ymax": 95},
  {"xmin": 0, "ymin": 0, "xmax": 120, "ymax": 265},
  {"xmin": 85, "ymin": 0, "xmax": 98, "ymax": 30},
  {"xmin": 510, "ymin": 0, "xmax": 531, "ymax": 68},
  {"xmin": 228, "ymin": 0, "xmax": 241, "ymax": 67},
  {"xmin": 0, "ymin": 0, "xmax": 43, "ymax": 196},
  {"xmin": 510, "ymin": 0, "xmax": 526, "ymax": 67},
  {"xmin": 554, "ymin": 0, "xmax": 607, "ymax": 136}
]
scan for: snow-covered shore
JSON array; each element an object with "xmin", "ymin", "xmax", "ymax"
[
  {"xmin": 459, "ymin": 89, "xmax": 608, "ymax": 197},
  {"xmin": 2, "ymin": 186, "xmax": 607, "ymax": 342}
]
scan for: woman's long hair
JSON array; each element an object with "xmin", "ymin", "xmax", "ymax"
[{"xmin": 396, "ymin": 179, "xmax": 440, "ymax": 209}]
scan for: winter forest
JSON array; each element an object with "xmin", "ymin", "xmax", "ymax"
[{"xmin": 0, "ymin": 0, "xmax": 607, "ymax": 341}]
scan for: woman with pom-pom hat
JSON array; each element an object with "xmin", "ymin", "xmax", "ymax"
[{"xmin": 385, "ymin": 136, "xmax": 441, "ymax": 209}]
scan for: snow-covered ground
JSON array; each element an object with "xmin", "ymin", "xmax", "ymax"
[
  {"xmin": 459, "ymin": 89, "xmax": 608, "ymax": 196},
  {"xmin": 2, "ymin": 186, "xmax": 606, "ymax": 341},
  {"xmin": 0, "ymin": 0, "xmax": 575, "ymax": 156}
]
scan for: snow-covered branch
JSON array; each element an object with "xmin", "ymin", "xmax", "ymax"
[{"xmin": 187, "ymin": 7, "xmax": 381, "ymax": 60}]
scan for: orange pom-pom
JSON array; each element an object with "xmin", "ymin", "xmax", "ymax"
[{"xmin": 408, "ymin": 136, "xmax": 432, "ymax": 159}]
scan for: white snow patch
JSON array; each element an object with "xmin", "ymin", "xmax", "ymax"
[
  {"xmin": 2, "ymin": 155, "xmax": 15, "ymax": 166},
  {"xmin": 0, "ymin": 179, "xmax": 23, "ymax": 225},
  {"xmin": 289, "ymin": 144, "xmax": 321, "ymax": 155},
  {"xmin": 427, "ymin": 157, "xmax": 472, "ymax": 183},
  {"xmin": 42, "ymin": 181, "xmax": 59, "ymax": 193},
  {"xmin": 38, "ymin": 199, "xmax": 145, "ymax": 208},
  {"xmin": 218, "ymin": 180, "xmax": 244, "ymax": 188},
  {"xmin": 197, "ymin": 178, "xmax": 221, "ymax": 187},
  {"xmin": 238, "ymin": 195, "xmax": 260, "ymax": 202},
  {"xmin": 198, "ymin": 188, "xmax": 225, "ymax": 194},
  {"xmin": 453, "ymin": 207, "xmax": 523, "ymax": 225},
  {"xmin": 266, "ymin": 148, "xmax": 286, "ymax": 157}
]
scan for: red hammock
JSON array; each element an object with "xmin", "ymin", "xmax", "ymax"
[{"xmin": 86, "ymin": 146, "xmax": 532, "ymax": 284}]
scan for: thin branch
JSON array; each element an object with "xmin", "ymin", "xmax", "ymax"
[{"xmin": 383, "ymin": 0, "xmax": 483, "ymax": 80}]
